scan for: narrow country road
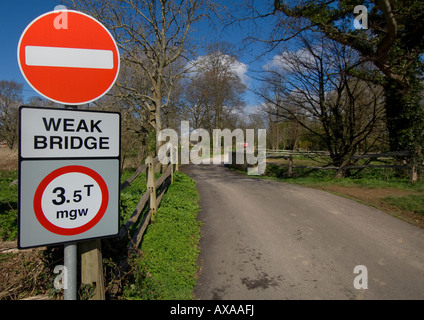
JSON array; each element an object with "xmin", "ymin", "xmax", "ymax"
[{"xmin": 180, "ymin": 163, "xmax": 424, "ymax": 300}]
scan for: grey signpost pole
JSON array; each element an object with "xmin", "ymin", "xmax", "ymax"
[
  {"xmin": 64, "ymin": 242, "xmax": 77, "ymax": 300},
  {"xmin": 63, "ymin": 104, "xmax": 78, "ymax": 300}
]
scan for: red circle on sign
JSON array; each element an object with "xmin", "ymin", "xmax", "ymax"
[
  {"xmin": 33, "ymin": 165, "xmax": 109, "ymax": 236},
  {"xmin": 17, "ymin": 10, "xmax": 120, "ymax": 105}
]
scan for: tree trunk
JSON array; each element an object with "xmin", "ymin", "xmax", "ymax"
[
  {"xmin": 334, "ymin": 157, "xmax": 350, "ymax": 178},
  {"xmin": 155, "ymin": 106, "xmax": 162, "ymax": 153},
  {"xmin": 384, "ymin": 78, "xmax": 424, "ymax": 181}
]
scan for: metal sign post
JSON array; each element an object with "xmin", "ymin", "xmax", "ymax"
[
  {"xmin": 63, "ymin": 105, "xmax": 77, "ymax": 301},
  {"xmin": 64, "ymin": 242, "xmax": 77, "ymax": 300}
]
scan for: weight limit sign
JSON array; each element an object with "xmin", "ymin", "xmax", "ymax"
[
  {"xmin": 33, "ymin": 165, "xmax": 109, "ymax": 236},
  {"xmin": 18, "ymin": 159, "xmax": 119, "ymax": 249}
]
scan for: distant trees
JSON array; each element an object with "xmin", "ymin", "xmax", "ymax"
[
  {"xmin": 58, "ymin": 2, "xmax": 252, "ymax": 157},
  {"xmin": 0, "ymin": 80, "xmax": 23, "ymax": 149},
  {"xmin": 256, "ymin": 34, "xmax": 386, "ymax": 176},
  {"xmin": 180, "ymin": 42, "xmax": 247, "ymax": 133},
  {"xmin": 64, "ymin": 0, "xmax": 210, "ymax": 152},
  {"xmin": 260, "ymin": 88, "xmax": 305, "ymax": 152}
]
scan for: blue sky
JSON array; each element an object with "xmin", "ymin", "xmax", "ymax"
[
  {"xmin": 0, "ymin": 0, "xmax": 277, "ymax": 108},
  {"xmin": 1, "ymin": 0, "xmax": 60, "ymax": 100}
]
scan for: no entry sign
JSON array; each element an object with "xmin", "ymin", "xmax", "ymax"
[
  {"xmin": 18, "ymin": 106, "xmax": 121, "ymax": 249},
  {"xmin": 17, "ymin": 10, "xmax": 120, "ymax": 105}
]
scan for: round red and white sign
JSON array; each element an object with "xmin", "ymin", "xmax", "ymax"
[
  {"xmin": 33, "ymin": 165, "xmax": 109, "ymax": 236},
  {"xmin": 17, "ymin": 10, "xmax": 120, "ymax": 105}
]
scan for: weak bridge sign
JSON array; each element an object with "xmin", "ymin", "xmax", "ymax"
[{"xmin": 18, "ymin": 106, "xmax": 121, "ymax": 249}]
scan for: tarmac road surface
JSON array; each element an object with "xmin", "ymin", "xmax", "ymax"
[{"xmin": 180, "ymin": 163, "xmax": 424, "ymax": 299}]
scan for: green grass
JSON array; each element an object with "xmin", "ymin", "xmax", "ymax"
[
  {"xmin": 0, "ymin": 170, "xmax": 18, "ymax": 241},
  {"xmin": 382, "ymin": 194, "xmax": 424, "ymax": 215},
  {"xmin": 122, "ymin": 171, "xmax": 201, "ymax": 300},
  {"xmin": 263, "ymin": 163, "xmax": 424, "ymax": 191},
  {"xmin": 120, "ymin": 169, "xmax": 148, "ymax": 226}
]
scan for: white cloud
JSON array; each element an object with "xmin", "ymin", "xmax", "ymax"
[
  {"xmin": 230, "ymin": 60, "xmax": 250, "ymax": 86},
  {"xmin": 263, "ymin": 54, "xmax": 284, "ymax": 71},
  {"xmin": 243, "ymin": 103, "xmax": 263, "ymax": 115},
  {"xmin": 185, "ymin": 56, "xmax": 203, "ymax": 77},
  {"xmin": 263, "ymin": 48, "xmax": 316, "ymax": 72}
]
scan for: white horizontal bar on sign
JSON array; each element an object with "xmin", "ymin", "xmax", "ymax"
[{"xmin": 25, "ymin": 46, "xmax": 114, "ymax": 69}]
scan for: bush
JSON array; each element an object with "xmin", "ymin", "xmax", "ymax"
[{"xmin": 264, "ymin": 164, "xmax": 287, "ymax": 178}]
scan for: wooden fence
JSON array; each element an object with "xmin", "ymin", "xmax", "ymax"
[
  {"xmin": 119, "ymin": 147, "xmax": 177, "ymax": 250},
  {"xmin": 264, "ymin": 149, "xmax": 416, "ymax": 180},
  {"xmin": 228, "ymin": 149, "xmax": 415, "ymax": 181}
]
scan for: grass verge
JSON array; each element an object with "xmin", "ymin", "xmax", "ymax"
[
  {"xmin": 0, "ymin": 170, "xmax": 18, "ymax": 241},
  {"xmin": 122, "ymin": 171, "xmax": 201, "ymax": 300}
]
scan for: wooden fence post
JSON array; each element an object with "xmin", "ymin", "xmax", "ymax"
[
  {"xmin": 174, "ymin": 146, "xmax": 179, "ymax": 172},
  {"xmin": 146, "ymin": 156, "xmax": 157, "ymax": 217},
  {"xmin": 288, "ymin": 154, "xmax": 293, "ymax": 177},
  {"xmin": 79, "ymin": 239, "xmax": 105, "ymax": 300},
  {"xmin": 171, "ymin": 146, "xmax": 177, "ymax": 183},
  {"xmin": 410, "ymin": 163, "xmax": 418, "ymax": 183}
]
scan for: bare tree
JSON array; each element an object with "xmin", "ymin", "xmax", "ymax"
[
  {"xmin": 259, "ymin": 76, "xmax": 304, "ymax": 151},
  {"xmin": 64, "ymin": 0, "xmax": 211, "ymax": 152},
  {"xmin": 0, "ymin": 81, "xmax": 23, "ymax": 149},
  {"xmin": 256, "ymin": 35, "xmax": 387, "ymax": 176},
  {"xmin": 179, "ymin": 77, "xmax": 208, "ymax": 129},
  {"xmin": 182, "ymin": 42, "xmax": 247, "ymax": 133}
]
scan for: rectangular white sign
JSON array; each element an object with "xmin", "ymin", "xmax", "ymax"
[
  {"xmin": 20, "ymin": 107, "xmax": 120, "ymax": 158},
  {"xmin": 25, "ymin": 46, "xmax": 114, "ymax": 69}
]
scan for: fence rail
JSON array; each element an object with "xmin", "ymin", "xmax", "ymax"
[
  {"xmin": 119, "ymin": 147, "xmax": 177, "ymax": 250},
  {"xmin": 263, "ymin": 149, "xmax": 415, "ymax": 180},
  {"xmin": 227, "ymin": 149, "xmax": 415, "ymax": 181}
]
